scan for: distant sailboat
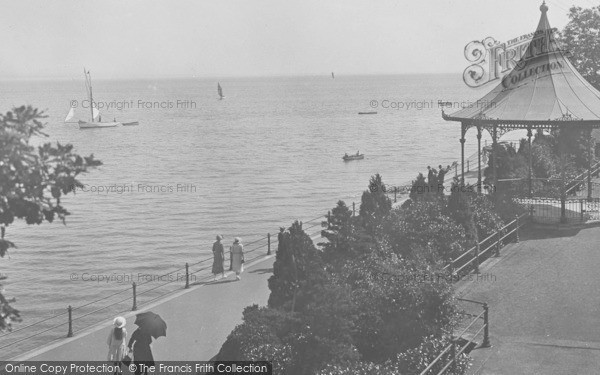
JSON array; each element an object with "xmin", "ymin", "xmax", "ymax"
[
  {"xmin": 218, "ymin": 82, "xmax": 225, "ymax": 100},
  {"xmin": 331, "ymin": 72, "xmax": 335, "ymax": 79},
  {"xmin": 78, "ymin": 69, "xmax": 121, "ymax": 129}
]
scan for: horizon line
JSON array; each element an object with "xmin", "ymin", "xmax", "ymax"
[{"xmin": 0, "ymin": 71, "xmax": 462, "ymax": 82}]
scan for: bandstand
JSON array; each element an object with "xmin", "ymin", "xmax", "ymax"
[{"xmin": 443, "ymin": 2, "xmax": 600, "ymax": 223}]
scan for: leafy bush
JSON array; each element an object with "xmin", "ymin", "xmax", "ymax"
[
  {"xmin": 340, "ymin": 252, "xmax": 457, "ymax": 362},
  {"xmin": 385, "ymin": 201, "xmax": 467, "ymax": 261},
  {"xmin": 216, "ymin": 305, "xmax": 296, "ymax": 373}
]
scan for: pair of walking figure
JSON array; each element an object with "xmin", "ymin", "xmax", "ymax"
[
  {"xmin": 106, "ymin": 317, "xmax": 155, "ymax": 375},
  {"xmin": 212, "ymin": 235, "xmax": 244, "ymax": 280}
]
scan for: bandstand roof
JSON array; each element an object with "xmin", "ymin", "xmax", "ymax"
[{"xmin": 444, "ymin": 2, "xmax": 600, "ymax": 128}]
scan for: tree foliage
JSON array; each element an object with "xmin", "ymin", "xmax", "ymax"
[
  {"xmin": 267, "ymin": 221, "xmax": 327, "ymax": 312},
  {"xmin": 219, "ymin": 172, "xmax": 503, "ymax": 375},
  {"xmin": 0, "ymin": 106, "xmax": 101, "ymax": 331},
  {"xmin": 560, "ymin": 5, "xmax": 600, "ymax": 90},
  {"xmin": 339, "ymin": 252, "xmax": 457, "ymax": 363},
  {"xmin": 385, "ymin": 200, "xmax": 467, "ymax": 262},
  {"xmin": 359, "ymin": 174, "xmax": 391, "ymax": 234},
  {"xmin": 320, "ymin": 201, "xmax": 373, "ymax": 267}
]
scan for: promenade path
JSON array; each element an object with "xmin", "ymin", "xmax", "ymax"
[
  {"xmin": 461, "ymin": 224, "xmax": 600, "ymax": 374},
  {"xmin": 13, "ymin": 254, "xmax": 276, "ymax": 361}
]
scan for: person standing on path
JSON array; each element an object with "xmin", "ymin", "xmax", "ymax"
[
  {"xmin": 107, "ymin": 317, "xmax": 127, "ymax": 374},
  {"xmin": 230, "ymin": 237, "xmax": 245, "ymax": 280},
  {"xmin": 212, "ymin": 235, "xmax": 225, "ymax": 280},
  {"xmin": 128, "ymin": 328, "xmax": 154, "ymax": 375},
  {"xmin": 438, "ymin": 164, "xmax": 450, "ymax": 191},
  {"xmin": 277, "ymin": 227, "xmax": 285, "ymax": 252}
]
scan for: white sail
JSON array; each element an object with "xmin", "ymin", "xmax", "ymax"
[
  {"xmin": 218, "ymin": 83, "xmax": 224, "ymax": 99},
  {"xmin": 92, "ymin": 107, "xmax": 100, "ymax": 121},
  {"xmin": 64, "ymin": 107, "xmax": 75, "ymax": 122}
]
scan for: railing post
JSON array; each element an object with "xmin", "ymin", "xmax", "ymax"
[
  {"xmin": 474, "ymin": 242, "xmax": 480, "ymax": 274},
  {"xmin": 394, "ymin": 186, "xmax": 397, "ymax": 203},
  {"xmin": 515, "ymin": 215, "xmax": 520, "ymax": 243},
  {"xmin": 482, "ymin": 303, "xmax": 491, "ymax": 347},
  {"xmin": 67, "ymin": 305, "xmax": 73, "ymax": 337},
  {"xmin": 529, "ymin": 204, "xmax": 535, "ymax": 223},
  {"xmin": 467, "ymin": 160, "xmax": 470, "ymax": 172},
  {"xmin": 451, "ymin": 338, "xmax": 457, "ymax": 372},
  {"xmin": 132, "ymin": 282, "xmax": 138, "ymax": 311},
  {"xmin": 495, "ymin": 231, "xmax": 501, "ymax": 257},
  {"xmin": 267, "ymin": 233, "xmax": 271, "ymax": 255},
  {"xmin": 185, "ymin": 263, "xmax": 190, "ymax": 289},
  {"xmin": 580, "ymin": 200, "xmax": 584, "ymax": 220}
]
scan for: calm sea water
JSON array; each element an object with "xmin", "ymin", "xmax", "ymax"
[{"xmin": 0, "ymin": 74, "xmax": 496, "ymax": 357}]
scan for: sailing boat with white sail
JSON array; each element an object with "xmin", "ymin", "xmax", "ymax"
[
  {"xmin": 64, "ymin": 107, "xmax": 77, "ymax": 123},
  {"xmin": 78, "ymin": 68, "xmax": 121, "ymax": 129},
  {"xmin": 218, "ymin": 82, "xmax": 225, "ymax": 100}
]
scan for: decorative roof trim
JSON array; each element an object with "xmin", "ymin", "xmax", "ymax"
[{"xmin": 442, "ymin": 114, "xmax": 600, "ymax": 128}]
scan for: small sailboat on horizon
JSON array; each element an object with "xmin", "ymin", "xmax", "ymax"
[
  {"xmin": 78, "ymin": 68, "xmax": 120, "ymax": 129},
  {"xmin": 218, "ymin": 82, "xmax": 225, "ymax": 100}
]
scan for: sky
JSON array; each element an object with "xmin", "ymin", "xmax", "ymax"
[{"xmin": 0, "ymin": 0, "xmax": 595, "ymax": 80}]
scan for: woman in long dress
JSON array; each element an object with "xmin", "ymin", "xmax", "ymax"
[
  {"xmin": 107, "ymin": 317, "xmax": 127, "ymax": 372},
  {"xmin": 212, "ymin": 235, "xmax": 225, "ymax": 280},
  {"xmin": 128, "ymin": 328, "xmax": 154, "ymax": 375},
  {"xmin": 230, "ymin": 237, "xmax": 245, "ymax": 280}
]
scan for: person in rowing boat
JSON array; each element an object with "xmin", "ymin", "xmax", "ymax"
[
  {"xmin": 345, "ymin": 153, "xmax": 348, "ymax": 158},
  {"xmin": 356, "ymin": 151, "xmax": 360, "ymax": 156}
]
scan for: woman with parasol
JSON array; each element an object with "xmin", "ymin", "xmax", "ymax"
[{"xmin": 128, "ymin": 312, "xmax": 166, "ymax": 375}]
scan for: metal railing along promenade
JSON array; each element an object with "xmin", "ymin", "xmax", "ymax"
[
  {"xmin": 443, "ymin": 212, "xmax": 528, "ymax": 276},
  {"xmin": 0, "ymin": 209, "xmax": 334, "ymax": 359},
  {"xmin": 419, "ymin": 299, "xmax": 490, "ymax": 375},
  {"xmin": 418, "ymin": 211, "xmax": 530, "ymax": 374}
]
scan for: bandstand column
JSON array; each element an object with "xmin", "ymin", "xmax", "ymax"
[
  {"xmin": 460, "ymin": 122, "xmax": 466, "ymax": 185},
  {"xmin": 527, "ymin": 127, "xmax": 533, "ymax": 197},
  {"xmin": 477, "ymin": 126, "xmax": 482, "ymax": 192},
  {"xmin": 491, "ymin": 125, "xmax": 498, "ymax": 189},
  {"xmin": 559, "ymin": 126, "xmax": 567, "ymax": 223}
]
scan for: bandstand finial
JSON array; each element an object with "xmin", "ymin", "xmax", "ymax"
[{"xmin": 540, "ymin": 1, "xmax": 548, "ymax": 13}]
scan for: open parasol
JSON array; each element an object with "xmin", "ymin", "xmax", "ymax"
[{"xmin": 134, "ymin": 311, "xmax": 167, "ymax": 339}]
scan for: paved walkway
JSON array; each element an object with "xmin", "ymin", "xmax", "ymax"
[
  {"xmin": 460, "ymin": 224, "xmax": 600, "ymax": 374},
  {"xmin": 14, "ymin": 255, "xmax": 276, "ymax": 361}
]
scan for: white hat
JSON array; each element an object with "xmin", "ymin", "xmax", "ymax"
[
  {"xmin": 234, "ymin": 237, "xmax": 241, "ymax": 243},
  {"xmin": 114, "ymin": 316, "xmax": 126, "ymax": 328}
]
